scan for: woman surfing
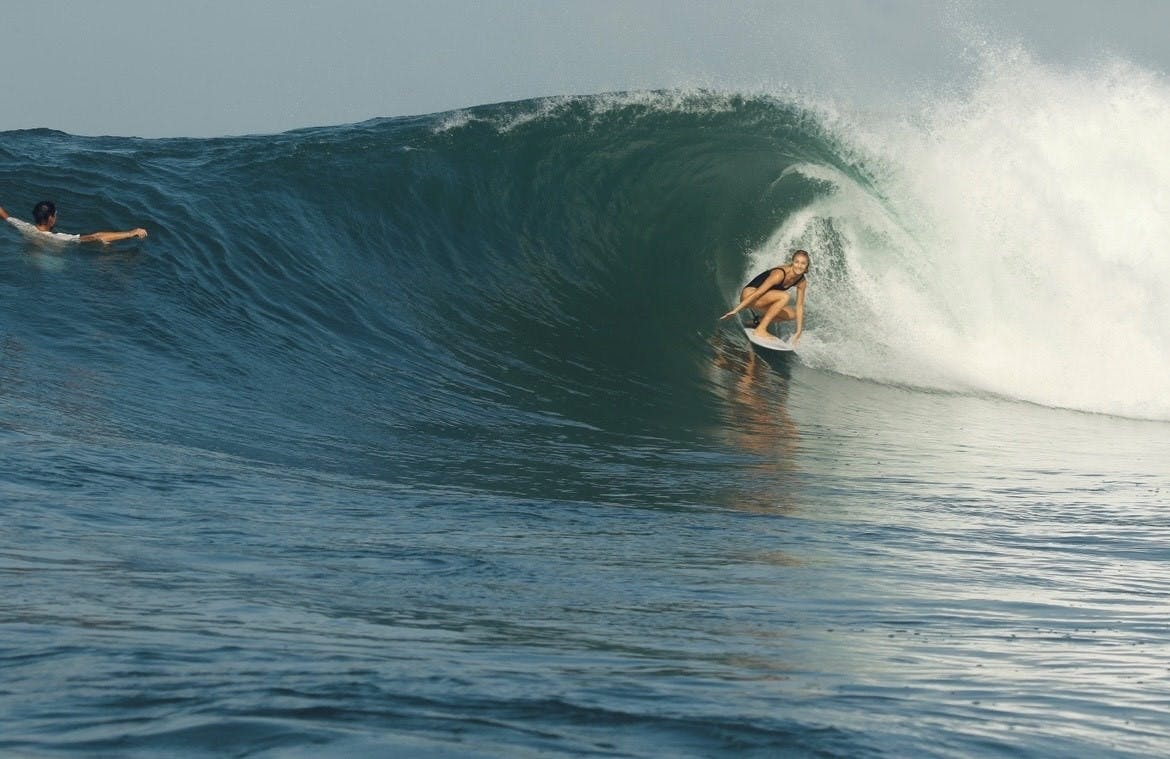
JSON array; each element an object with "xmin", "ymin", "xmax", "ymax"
[{"xmin": 720, "ymin": 249, "xmax": 809, "ymax": 345}]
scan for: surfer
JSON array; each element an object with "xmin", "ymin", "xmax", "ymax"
[
  {"xmin": 720, "ymin": 249, "xmax": 809, "ymax": 345},
  {"xmin": 0, "ymin": 201, "xmax": 148, "ymax": 245}
]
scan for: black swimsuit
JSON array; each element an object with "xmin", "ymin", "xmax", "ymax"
[{"xmin": 746, "ymin": 266, "xmax": 805, "ymax": 292}]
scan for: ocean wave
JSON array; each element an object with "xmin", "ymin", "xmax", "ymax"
[{"xmin": 2, "ymin": 79, "xmax": 1167, "ymax": 487}]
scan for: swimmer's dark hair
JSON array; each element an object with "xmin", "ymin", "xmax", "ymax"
[
  {"xmin": 33, "ymin": 201, "xmax": 56, "ymax": 225},
  {"xmin": 792, "ymin": 249, "xmax": 810, "ymax": 262}
]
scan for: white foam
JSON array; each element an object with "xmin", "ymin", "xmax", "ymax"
[{"xmin": 761, "ymin": 49, "xmax": 1170, "ymax": 420}]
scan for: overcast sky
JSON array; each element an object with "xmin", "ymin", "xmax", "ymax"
[{"xmin": 3, "ymin": 0, "xmax": 1169, "ymax": 138}]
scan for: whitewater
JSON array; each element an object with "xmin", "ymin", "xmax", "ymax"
[{"xmin": 2, "ymin": 52, "xmax": 1169, "ymax": 757}]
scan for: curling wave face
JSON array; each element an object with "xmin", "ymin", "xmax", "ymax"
[{"xmin": 2, "ymin": 74, "xmax": 1168, "ymax": 502}]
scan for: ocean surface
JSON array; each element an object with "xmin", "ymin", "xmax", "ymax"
[{"xmin": 3, "ymin": 67, "xmax": 1170, "ymax": 757}]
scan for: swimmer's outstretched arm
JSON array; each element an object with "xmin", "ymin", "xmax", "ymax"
[
  {"xmin": 0, "ymin": 206, "xmax": 9, "ymax": 220},
  {"xmin": 79, "ymin": 228, "xmax": 148, "ymax": 244},
  {"xmin": 719, "ymin": 269, "xmax": 784, "ymax": 320}
]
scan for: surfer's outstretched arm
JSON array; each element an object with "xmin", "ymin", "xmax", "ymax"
[
  {"xmin": 0, "ymin": 206, "xmax": 9, "ymax": 221},
  {"xmin": 78, "ymin": 228, "xmax": 148, "ymax": 244},
  {"xmin": 720, "ymin": 270, "xmax": 784, "ymax": 319}
]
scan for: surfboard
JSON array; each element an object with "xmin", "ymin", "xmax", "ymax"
[{"xmin": 743, "ymin": 328, "xmax": 795, "ymax": 351}]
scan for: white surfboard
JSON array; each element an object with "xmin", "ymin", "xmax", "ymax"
[{"xmin": 743, "ymin": 328, "xmax": 795, "ymax": 351}]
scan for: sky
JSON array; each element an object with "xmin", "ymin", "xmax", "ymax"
[{"xmin": 3, "ymin": 0, "xmax": 1170, "ymax": 138}]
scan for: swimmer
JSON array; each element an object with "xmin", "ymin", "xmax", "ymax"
[{"xmin": 1, "ymin": 200, "xmax": 147, "ymax": 245}]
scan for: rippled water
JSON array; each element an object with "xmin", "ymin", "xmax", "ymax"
[{"xmin": 5, "ymin": 343, "xmax": 1168, "ymax": 757}]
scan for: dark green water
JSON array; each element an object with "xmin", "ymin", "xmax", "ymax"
[{"xmin": 3, "ymin": 93, "xmax": 1169, "ymax": 757}]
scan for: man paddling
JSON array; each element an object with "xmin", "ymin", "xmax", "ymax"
[{"xmin": 1, "ymin": 200, "xmax": 147, "ymax": 245}]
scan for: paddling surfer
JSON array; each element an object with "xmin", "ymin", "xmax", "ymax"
[
  {"xmin": 720, "ymin": 249, "xmax": 809, "ymax": 345},
  {"xmin": 0, "ymin": 200, "xmax": 147, "ymax": 245}
]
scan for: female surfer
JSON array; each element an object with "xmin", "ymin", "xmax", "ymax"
[{"xmin": 720, "ymin": 249, "xmax": 809, "ymax": 345}]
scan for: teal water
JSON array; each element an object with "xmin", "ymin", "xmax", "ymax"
[{"xmin": 2, "ymin": 91, "xmax": 1169, "ymax": 757}]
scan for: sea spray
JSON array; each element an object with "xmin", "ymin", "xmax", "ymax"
[{"xmin": 752, "ymin": 51, "xmax": 1170, "ymax": 419}]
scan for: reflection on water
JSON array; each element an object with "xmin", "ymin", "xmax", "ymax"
[
  {"xmin": 704, "ymin": 329, "xmax": 801, "ymax": 515},
  {"xmin": 21, "ymin": 245, "xmax": 70, "ymax": 272}
]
